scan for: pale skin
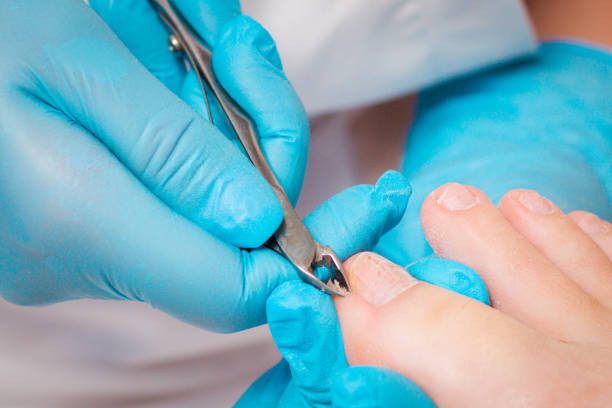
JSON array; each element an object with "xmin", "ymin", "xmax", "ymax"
[{"xmin": 334, "ymin": 183, "xmax": 612, "ymax": 407}]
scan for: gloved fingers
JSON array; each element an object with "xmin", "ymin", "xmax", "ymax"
[
  {"xmin": 109, "ymin": 168, "xmax": 411, "ymax": 332},
  {"xmin": 234, "ymin": 360, "xmax": 291, "ymax": 408},
  {"xmin": 0, "ymin": 95, "xmax": 130, "ymax": 304},
  {"xmin": 89, "ymin": 0, "xmax": 244, "ymax": 137},
  {"xmin": 407, "ymin": 258, "xmax": 490, "ymax": 305},
  {"xmin": 331, "ymin": 366, "xmax": 435, "ymax": 408},
  {"xmin": 89, "ymin": 0, "xmax": 185, "ymax": 94},
  {"xmin": 266, "ymin": 281, "xmax": 346, "ymax": 406},
  {"xmin": 180, "ymin": 70, "xmax": 209, "ymax": 120},
  {"xmin": 171, "ymin": 0, "xmax": 241, "ymax": 47},
  {"xmin": 0, "ymin": 1, "xmax": 410, "ymax": 334},
  {"xmin": 2, "ymin": 0, "xmax": 282, "ymax": 248},
  {"xmin": 90, "ymin": 0, "xmax": 237, "ymax": 133},
  {"xmin": 304, "ymin": 171, "xmax": 411, "ymax": 260},
  {"xmin": 180, "ymin": 69, "xmax": 244, "ymax": 142},
  {"xmin": 89, "ymin": 0, "xmax": 241, "ymax": 92},
  {"xmin": 86, "ymin": 141, "xmax": 410, "ymax": 333},
  {"xmin": 0, "ymin": 91, "xmax": 277, "ymax": 328},
  {"xmin": 238, "ymin": 172, "xmax": 411, "ymax": 331},
  {"xmin": 259, "ymin": 172, "xmax": 410, "ymax": 406},
  {"xmin": 212, "ymin": 16, "xmax": 308, "ymax": 204}
]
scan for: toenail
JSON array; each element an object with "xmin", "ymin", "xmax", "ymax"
[
  {"xmin": 577, "ymin": 213, "xmax": 609, "ymax": 235},
  {"xmin": 436, "ymin": 183, "xmax": 478, "ymax": 211},
  {"xmin": 516, "ymin": 191, "xmax": 556, "ymax": 215},
  {"xmin": 343, "ymin": 252, "xmax": 418, "ymax": 306}
]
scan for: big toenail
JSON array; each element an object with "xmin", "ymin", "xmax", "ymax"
[
  {"xmin": 343, "ymin": 252, "xmax": 418, "ymax": 306},
  {"xmin": 517, "ymin": 191, "xmax": 556, "ymax": 215},
  {"xmin": 578, "ymin": 213, "xmax": 609, "ymax": 235},
  {"xmin": 437, "ymin": 183, "xmax": 478, "ymax": 211}
]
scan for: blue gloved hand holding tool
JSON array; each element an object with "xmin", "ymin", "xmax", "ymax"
[{"xmin": 0, "ymin": 0, "xmax": 410, "ymax": 333}]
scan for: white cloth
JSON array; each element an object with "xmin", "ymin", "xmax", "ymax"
[
  {"xmin": 243, "ymin": 0, "xmax": 536, "ymax": 115},
  {"xmin": 0, "ymin": 299, "xmax": 280, "ymax": 407}
]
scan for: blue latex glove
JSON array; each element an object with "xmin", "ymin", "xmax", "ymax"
[
  {"xmin": 90, "ymin": 0, "xmax": 241, "ymax": 99},
  {"xmin": 91, "ymin": 0, "xmax": 309, "ymax": 205},
  {"xmin": 90, "ymin": 0, "xmax": 306, "ymax": 204},
  {"xmin": 377, "ymin": 42, "xmax": 612, "ymax": 265},
  {"xmin": 0, "ymin": 1, "xmax": 409, "ymax": 333},
  {"xmin": 236, "ymin": 258, "xmax": 490, "ymax": 407}
]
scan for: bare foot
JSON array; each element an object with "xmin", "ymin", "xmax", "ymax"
[{"xmin": 335, "ymin": 183, "xmax": 612, "ymax": 407}]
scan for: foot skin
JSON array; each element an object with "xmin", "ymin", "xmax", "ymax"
[{"xmin": 334, "ymin": 183, "xmax": 612, "ymax": 408}]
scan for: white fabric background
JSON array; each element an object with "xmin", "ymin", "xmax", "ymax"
[{"xmin": 243, "ymin": 0, "xmax": 535, "ymax": 114}]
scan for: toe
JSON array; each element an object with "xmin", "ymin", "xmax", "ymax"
[
  {"xmin": 334, "ymin": 252, "xmax": 580, "ymax": 407},
  {"xmin": 499, "ymin": 191, "xmax": 612, "ymax": 308},
  {"xmin": 569, "ymin": 211, "xmax": 612, "ymax": 261},
  {"xmin": 420, "ymin": 183, "xmax": 608, "ymax": 342}
]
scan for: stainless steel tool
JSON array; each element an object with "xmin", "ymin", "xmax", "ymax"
[{"xmin": 149, "ymin": 0, "xmax": 351, "ymax": 296}]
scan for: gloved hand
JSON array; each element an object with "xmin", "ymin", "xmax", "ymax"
[
  {"xmin": 89, "ymin": 0, "xmax": 248, "ymax": 146},
  {"xmin": 376, "ymin": 42, "xmax": 612, "ymax": 266},
  {"xmin": 0, "ymin": 0, "xmax": 408, "ymax": 333},
  {"xmin": 90, "ymin": 0, "xmax": 241, "ymax": 87},
  {"xmin": 236, "ymin": 258, "xmax": 490, "ymax": 407}
]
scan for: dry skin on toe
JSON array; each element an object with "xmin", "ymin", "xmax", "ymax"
[
  {"xmin": 342, "ymin": 252, "xmax": 418, "ymax": 306},
  {"xmin": 333, "ymin": 251, "xmax": 421, "ymax": 367}
]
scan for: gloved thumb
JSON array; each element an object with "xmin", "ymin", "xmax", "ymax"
[
  {"xmin": 305, "ymin": 171, "xmax": 411, "ymax": 259},
  {"xmin": 262, "ymin": 171, "xmax": 411, "ymax": 406},
  {"xmin": 331, "ymin": 366, "xmax": 435, "ymax": 408},
  {"xmin": 267, "ymin": 280, "xmax": 346, "ymax": 407},
  {"xmin": 171, "ymin": 0, "xmax": 241, "ymax": 47},
  {"xmin": 407, "ymin": 257, "xmax": 490, "ymax": 305}
]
